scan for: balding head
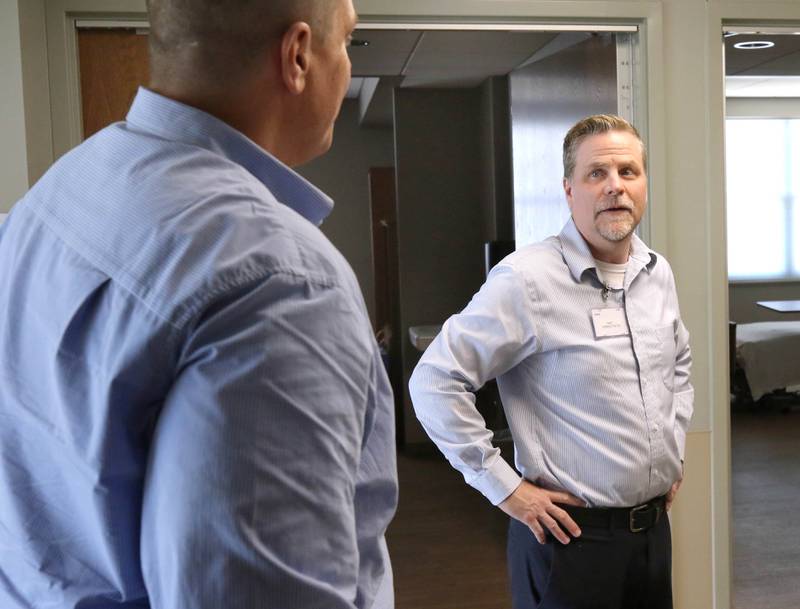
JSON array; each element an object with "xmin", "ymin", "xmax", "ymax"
[
  {"xmin": 146, "ymin": 0, "xmax": 335, "ymax": 89},
  {"xmin": 145, "ymin": 0, "xmax": 357, "ymax": 167}
]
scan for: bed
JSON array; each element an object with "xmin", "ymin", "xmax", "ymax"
[{"xmin": 733, "ymin": 321, "xmax": 800, "ymax": 401}]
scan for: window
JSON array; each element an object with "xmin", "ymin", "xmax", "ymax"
[{"xmin": 726, "ymin": 118, "xmax": 800, "ymax": 281}]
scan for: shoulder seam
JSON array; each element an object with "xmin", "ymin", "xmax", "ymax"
[{"xmin": 25, "ymin": 203, "xmax": 342, "ymax": 334}]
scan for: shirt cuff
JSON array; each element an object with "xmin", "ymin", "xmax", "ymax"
[
  {"xmin": 674, "ymin": 390, "xmax": 693, "ymax": 460},
  {"xmin": 675, "ymin": 425, "xmax": 687, "ymax": 462},
  {"xmin": 470, "ymin": 457, "xmax": 523, "ymax": 506}
]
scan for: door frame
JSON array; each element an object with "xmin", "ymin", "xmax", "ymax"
[
  {"xmin": 43, "ymin": 3, "xmax": 663, "ymax": 244},
  {"xmin": 718, "ymin": 14, "xmax": 800, "ymax": 608},
  {"xmin": 26, "ymin": 1, "xmax": 739, "ymax": 607}
]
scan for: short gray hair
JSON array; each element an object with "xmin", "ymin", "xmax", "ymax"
[{"xmin": 562, "ymin": 114, "xmax": 646, "ymax": 179}]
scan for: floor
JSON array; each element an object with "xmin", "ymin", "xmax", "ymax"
[
  {"xmin": 385, "ymin": 408, "xmax": 800, "ymax": 609},
  {"xmin": 386, "ymin": 444, "xmax": 513, "ymax": 609},
  {"xmin": 731, "ymin": 406, "xmax": 800, "ymax": 609}
]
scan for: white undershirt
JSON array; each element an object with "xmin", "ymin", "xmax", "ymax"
[{"xmin": 594, "ymin": 258, "xmax": 628, "ymax": 290}]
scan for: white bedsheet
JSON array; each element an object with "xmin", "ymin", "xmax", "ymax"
[{"xmin": 736, "ymin": 321, "xmax": 800, "ymax": 400}]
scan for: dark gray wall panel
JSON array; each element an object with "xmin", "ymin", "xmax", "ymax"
[
  {"xmin": 510, "ymin": 34, "xmax": 617, "ymax": 247},
  {"xmin": 394, "ymin": 87, "xmax": 486, "ymax": 443}
]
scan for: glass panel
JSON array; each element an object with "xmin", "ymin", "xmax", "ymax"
[
  {"xmin": 726, "ymin": 119, "xmax": 788, "ymax": 279},
  {"xmin": 791, "ymin": 120, "xmax": 800, "ymax": 275},
  {"xmin": 510, "ymin": 33, "xmax": 620, "ymax": 247}
]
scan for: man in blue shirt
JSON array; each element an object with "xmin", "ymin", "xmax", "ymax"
[{"xmin": 0, "ymin": 1, "xmax": 397, "ymax": 608}]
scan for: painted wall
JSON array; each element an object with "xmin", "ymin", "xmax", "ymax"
[
  {"xmin": 394, "ymin": 87, "xmax": 489, "ymax": 443},
  {"xmin": 0, "ymin": 0, "xmax": 29, "ymax": 211},
  {"xmin": 18, "ymin": 0, "xmax": 51, "ymax": 187},
  {"xmin": 296, "ymin": 99, "xmax": 396, "ymax": 326},
  {"xmin": 730, "ymin": 282, "xmax": 800, "ymax": 322},
  {"xmin": 478, "ymin": 76, "xmax": 514, "ymax": 242}
]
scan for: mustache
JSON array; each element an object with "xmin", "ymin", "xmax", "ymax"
[{"xmin": 595, "ymin": 199, "xmax": 634, "ymax": 215}]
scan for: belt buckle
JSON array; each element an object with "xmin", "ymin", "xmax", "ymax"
[{"xmin": 629, "ymin": 503, "xmax": 651, "ymax": 533}]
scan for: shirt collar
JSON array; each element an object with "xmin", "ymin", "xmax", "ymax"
[
  {"xmin": 125, "ymin": 87, "xmax": 334, "ymax": 226},
  {"xmin": 558, "ymin": 217, "xmax": 657, "ymax": 283}
]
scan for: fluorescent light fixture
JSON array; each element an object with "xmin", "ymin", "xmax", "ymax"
[{"xmin": 733, "ymin": 41, "xmax": 775, "ymax": 50}]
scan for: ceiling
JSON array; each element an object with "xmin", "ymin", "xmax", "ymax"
[
  {"xmin": 347, "ymin": 28, "xmax": 800, "ymax": 82},
  {"xmin": 347, "ymin": 29, "xmax": 558, "ymax": 89},
  {"xmin": 343, "ymin": 28, "xmax": 800, "ymax": 106},
  {"xmin": 344, "ymin": 29, "xmax": 572, "ymax": 126},
  {"xmin": 724, "ymin": 32, "xmax": 800, "ymax": 76},
  {"xmin": 724, "ymin": 32, "xmax": 800, "ymax": 97}
]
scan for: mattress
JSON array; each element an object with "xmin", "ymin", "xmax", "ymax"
[{"xmin": 735, "ymin": 321, "xmax": 800, "ymax": 401}]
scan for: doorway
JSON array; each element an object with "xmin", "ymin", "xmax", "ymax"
[
  {"xmin": 66, "ymin": 16, "xmax": 648, "ymax": 609},
  {"xmin": 343, "ymin": 25, "xmax": 643, "ymax": 447},
  {"xmin": 723, "ymin": 25, "xmax": 800, "ymax": 609},
  {"xmin": 341, "ymin": 23, "xmax": 646, "ymax": 608}
]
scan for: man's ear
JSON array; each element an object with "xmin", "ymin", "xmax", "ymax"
[
  {"xmin": 563, "ymin": 177, "xmax": 574, "ymax": 211},
  {"xmin": 280, "ymin": 22, "xmax": 313, "ymax": 95}
]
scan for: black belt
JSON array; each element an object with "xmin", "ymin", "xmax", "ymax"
[{"xmin": 558, "ymin": 496, "xmax": 666, "ymax": 534}]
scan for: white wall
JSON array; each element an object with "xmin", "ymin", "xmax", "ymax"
[{"xmin": 0, "ymin": 0, "xmax": 29, "ymax": 211}]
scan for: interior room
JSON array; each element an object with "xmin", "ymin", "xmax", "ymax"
[
  {"xmin": 6, "ymin": 12, "xmax": 643, "ymax": 606},
  {"xmin": 723, "ymin": 27, "xmax": 800, "ymax": 609},
  {"xmin": 281, "ymin": 26, "xmax": 640, "ymax": 608},
  {"xmin": 5, "ymin": 1, "xmax": 800, "ymax": 608}
]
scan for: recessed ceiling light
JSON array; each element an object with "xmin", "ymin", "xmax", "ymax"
[
  {"xmin": 350, "ymin": 39, "xmax": 370, "ymax": 47},
  {"xmin": 723, "ymin": 32, "xmax": 738, "ymax": 38},
  {"xmin": 733, "ymin": 40, "xmax": 775, "ymax": 50}
]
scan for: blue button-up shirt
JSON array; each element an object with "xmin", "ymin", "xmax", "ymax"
[
  {"xmin": 409, "ymin": 219, "xmax": 693, "ymax": 508},
  {"xmin": 0, "ymin": 88, "xmax": 397, "ymax": 609}
]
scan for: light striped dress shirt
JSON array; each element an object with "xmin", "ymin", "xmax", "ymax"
[{"xmin": 409, "ymin": 219, "xmax": 693, "ymax": 508}]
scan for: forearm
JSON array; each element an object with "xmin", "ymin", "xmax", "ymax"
[
  {"xmin": 409, "ymin": 263, "xmax": 538, "ymax": 505},
  {"xmin": 410, "ymin": 350, "xmax": 521, "ymax": 505}
]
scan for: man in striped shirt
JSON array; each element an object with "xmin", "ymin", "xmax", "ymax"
[{"xmin": 409, "ymin": 114, "xmax": 693, "ymax": 609}]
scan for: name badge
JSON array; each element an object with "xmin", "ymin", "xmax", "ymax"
[{"xmin": 591, "ymin": 307, "xmax": 630, "ymax": 338}]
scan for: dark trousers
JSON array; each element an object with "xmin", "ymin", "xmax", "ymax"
[{"xmin": 507, "ymin": 506, "xmax": 672, "ymax": 609}]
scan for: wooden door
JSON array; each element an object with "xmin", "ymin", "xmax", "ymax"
[{"xmin": 77, "ymin": 28, "xmax": 149, "ymax": 139}]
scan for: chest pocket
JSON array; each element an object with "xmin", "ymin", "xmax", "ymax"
[{"xmin": 654, "ymin": 323, "xmax": 676, "ymax": 392}]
